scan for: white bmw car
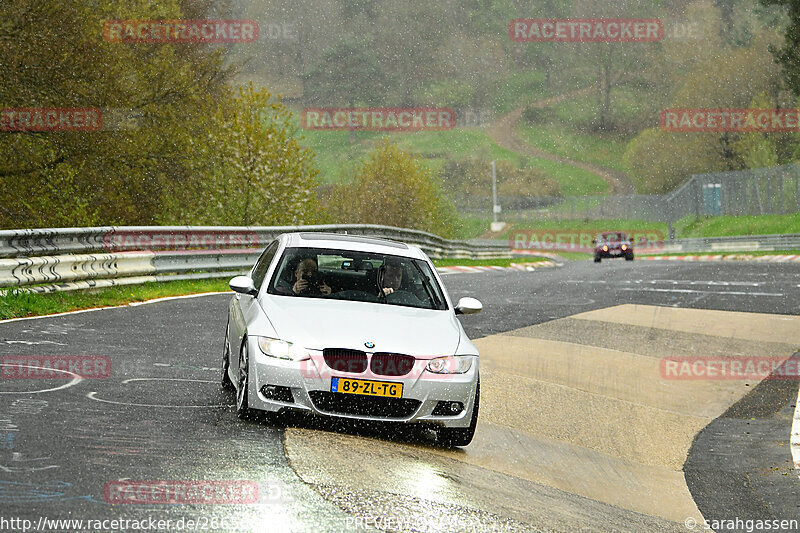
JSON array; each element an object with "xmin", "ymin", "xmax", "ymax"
[{"xmin": 222, "ymin": 232, "xmax": 482, "ymax": 446}]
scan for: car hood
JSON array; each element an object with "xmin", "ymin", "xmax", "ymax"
[{"xmin": 260, "ymin": 296, "xmax": 461, "ymax": 356}]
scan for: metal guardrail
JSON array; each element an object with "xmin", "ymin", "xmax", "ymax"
[
  {"xmin": 3, "ymin": 226, "xmax": 796, "ymax": 293},
  {"xmin": 0, "ymin": 225, "xmax": 511, "ymax": 293},
  {"xmin": 656, "ymin": 234, "xmax": 800, "ymax": 254},
  {"xmin": 505, "ymin": 233, "xmax": 800, "ymax": 255}
]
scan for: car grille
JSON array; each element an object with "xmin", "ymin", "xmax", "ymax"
[
  {"xmin": 323, "ymin": 348, "xmax": 367, "ymax": 373},
  {"xmin": 370, "ymin": 352, "xmax": 415, "ymax": 376},
  {"xmin": 308, "ymin": 391, "xmax": 421, "ymax": 419}
]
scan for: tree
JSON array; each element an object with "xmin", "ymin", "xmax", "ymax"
[
  {"xmin": 325, "ymin": 139, "xmax": 458, "ymax": 238},
  {"xmin": 0, "ymin": 0, "xmax": 235, "ymax": 227},
  {"xmin": 372, "ymin": 2, "xmax": 453, "ymax": 107},
  {"xmin": 301, "ymin": 35, "xmax": 386, "ymax": 108},
  {"xmin": 440, "ymin": 158, "xmax": 562, "ymax": 209},
  {"xmin": 570, "ymin": 0, "xmax": 655, "ymax": 131},
  {"xmin": 623, "ymin": 21, "xmax": 783, "ymax": 192},
  {"xmin": 732, "ymin": 92, "xmax": 779, "ymax": 169},
  {"xmin": 515, "ymin": 0, "xmax": 571, "ymax": 92},
  {"xmin": 161, "ymin": 83, "xmax": 321, "ymax": 226},
  {"xmin": 0, "ymin": 0, "xmax": 321, "ymax": 229},
  {"xmin": 760, "ymin": 0, "xmax": 800, "ymax": 95}
]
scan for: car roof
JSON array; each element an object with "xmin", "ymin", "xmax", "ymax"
[{"xmin": 280, "ymin": 232, "xmax": 427, "ymax": 259}]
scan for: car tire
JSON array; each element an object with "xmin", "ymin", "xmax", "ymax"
[
  {"xmin": 221, "ymin": 325, "xmax": 235, "ymax": 391},
  {"xmin": 594, "ymin": 255, "xmax": 601, "ymax": 263},
  {"xmin": 625, "ymin": 253, "xmax": 634, "ymax": 261},
  {"xmin": 438, "ymin": 379, "xmax": 479, "ymax": 447},
  {"xmin": 236, "ymin": 340, "xmax": 255, "ymax": 420}
]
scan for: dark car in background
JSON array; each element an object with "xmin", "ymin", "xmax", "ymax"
[{"xmin": 593, "ymin": 232, "xmax": 634, "ymax": 262}]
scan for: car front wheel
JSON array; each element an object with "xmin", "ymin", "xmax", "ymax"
[
  {"xmin": 594, "ymin": 255, "xmax": 601, "ymax": 263},
  {"xmin": 438, "ymin": 379, "xmax": 479, "ymax": 447},
  {"xmin": 625, "ymin": 253, "xmax": 634, "ymax": 261},
  {"xmin": 221, "ymin": 325, "xmax": 235, "ymax": 391},
  {"xmin": 236, "ymin": 341, "xmax": 254, "ymax": 419}
]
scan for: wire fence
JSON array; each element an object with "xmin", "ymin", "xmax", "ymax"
[{"xmin": 458, "ymin": 163, "xmax": 800, "ymax": 223}]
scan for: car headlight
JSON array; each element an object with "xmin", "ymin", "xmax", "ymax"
[
  {"xmin": 602, "ymin": 245, "xmax": 608, "ymax": 252},
  {"xmin": 257, "ymin": 337, "xmax": 309, "ymax": 361},
  {"xmin": 621, "ymin": 244, "xmax": 628, "ymax": 251},
  {"xmin": 426, "ymin": 356, "xmax": 473, "ymax": 374}
]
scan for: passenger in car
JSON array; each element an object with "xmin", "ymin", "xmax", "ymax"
[{"xmin": 276, "ymin": 257, "xmax": 332, "ymax": 296}]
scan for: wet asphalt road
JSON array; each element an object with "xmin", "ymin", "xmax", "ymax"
[{"xmin": 1, "ymin": 259, "xmax": 799, "ymax": 532}]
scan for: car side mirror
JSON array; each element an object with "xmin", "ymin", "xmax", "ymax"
[
  {"xmin": 230, "ymin": 275, "xmax": 258, "ymax": 297},
  {"xmin": 455, "ymin": 297, "xmax": 482, "ymax": 315}
]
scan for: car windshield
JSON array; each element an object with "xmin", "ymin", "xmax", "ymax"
[
  {"xmin": 603, "ymin": 233, "xmax": 625, "ymax": 242},
  {"xmin": 266, "ymin": 246, "xmax": 447, "ymax": 310}
]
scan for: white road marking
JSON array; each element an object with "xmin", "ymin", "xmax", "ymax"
[
  {"xmin": 153, "ymin": 362, "xmax": 216, "ymax": 371},
  {"xmin": 566, "ymin": 279, "xmax": 762, "ymax": 286},
  {"xmin": 127, "ymin": 292, "xmax": 230, "ymax": 306},
  {"xmin": 0, "ymin": 364, "xmax": 83, "ymax": 395},
  {"xmin": 87, "ymin": 377, "xmax": 230, "ymax": 408},
  {"xmin": 120, "ymin": 377, "xmax": 216, "ymax": 384},
  {"xmin": 3, "ymin": 340, "xmax": 68, "ymax": 346},
  {"xmin": 85, "ymin": 391, "xmax": 231, "ymax": 408},
  {"xmin": 618, "ymin": 288, "xmax": 783, "ymax": 297},
  {"xmin": 0, "ymin": 452, "xmax": 59, "ymax": 473}
]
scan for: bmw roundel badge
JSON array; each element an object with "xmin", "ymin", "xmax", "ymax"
[{"xmin": 364, "ymin": 341, "xmax": 375, "ymax": 349}]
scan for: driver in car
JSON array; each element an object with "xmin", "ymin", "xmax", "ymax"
[{"xmin": 378, "ymin": 260, "xmax": 425, "ymax": 306}]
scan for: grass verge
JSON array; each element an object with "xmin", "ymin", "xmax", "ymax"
[
  {"xmin": 491, "ymin": 219, "xmax": 669, "ymax": 241},
  {"xmin": 0, "ymin": 279, "xmax": 230, "ymax": 320},
  {"xmin": 469, "ymin": 212, "xmax": 800, "ymax": 241},
  {"xmin": 674, "ymin": 213, "xmax": 800, "ymax": 238}
]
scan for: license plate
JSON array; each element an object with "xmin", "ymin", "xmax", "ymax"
[{"xmin": 331, "ymin": 377, "xmax": 403, "ymax": 398}]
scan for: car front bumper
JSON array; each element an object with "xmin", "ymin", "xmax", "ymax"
[{"xmin": 245, "ymin": 340, "xmax": 479, "ymax": 428}]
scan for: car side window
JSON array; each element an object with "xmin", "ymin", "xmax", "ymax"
[{"xmin": 251, "ymin": 241, "xmax": 279, "ymax": 290}]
